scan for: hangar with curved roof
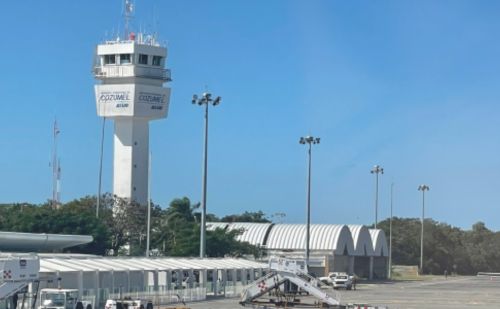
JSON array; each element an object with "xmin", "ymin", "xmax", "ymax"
[
  {"xmin": 369, "ymin": 229, "xmax": 389, "ymax": 279},
  {"xmin": 369, "ymin": 229, "xmax": 389, "ymax": 257},
  {"xmin": 264, "ymin": 224, "xmax": 356, "ymax": 275},
  {"xmin": 225, "ymin": 222, "xmax": 272, "ymax": 246},
  {"xmin": 348, "ymin": 225, "xmax": 376, "ymax": 278},
  {"xmin": 347, "ymin": 225, "xmax": 375, "ymax": 256},
  {"xmin": 265, "ymin": 224, "xmax": 354, "ymax": 255},
  {"xmin": 206, "ymin": 222, "xmax": 229, "ymax": 231},
  {"xmin": 206, "ymin": 222, "xmax": 273, "ymax": 247},
  {"xmin": 215, "ymin": 223, "xmax": 388, "ymax": 279}
]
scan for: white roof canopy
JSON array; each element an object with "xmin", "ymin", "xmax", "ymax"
[{"xmin": 39, "ymin": 257, "xmax": 266, "ymax": 274}]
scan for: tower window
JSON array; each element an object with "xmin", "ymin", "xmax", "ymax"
[
  {"xmin": 104, "ymin": 55, "xmax": 115, "ymax": 65},
  {"xmin": 120, "ymin": 54, "xmax": 132, "ymax": 64},
  {"xmin": 138, "ymin": 54, "xmax": 148, "ymax": 65},
  {"xmin": 152, "ymin": 56, "xmax": 162, "ymax": 66}
]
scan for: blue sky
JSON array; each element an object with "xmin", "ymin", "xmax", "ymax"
[{"xmin": 1, "ymin": 0, "xmax": 500, "ymax": 230}]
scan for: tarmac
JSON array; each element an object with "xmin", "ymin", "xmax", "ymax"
[{"xmin": 179, "ymin": 275, "xmax": 500, "ymax": 309}]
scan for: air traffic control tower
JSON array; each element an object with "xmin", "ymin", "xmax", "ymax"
[{"xmin": 93, "ymin": 31, "xmax": 171, "ymax": 205}]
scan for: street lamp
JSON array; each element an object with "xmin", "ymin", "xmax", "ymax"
[
  {"xmin": 192, "ymin": 92, "xmax": 221, "ymax": 258},
  {"xmin": 389, "ymin": 182, "xmax": 394, "ymax": 279},
  {"xmin": 370, "ymin": 165, "xmax": 384, "ymax": 229},
  {"xmin": 418, "ymin": 184, "xmax": 430, "ymax": 274},
  {"xmin": 299, "ymin": 135, "xmax": 320, "ymax": 267}
]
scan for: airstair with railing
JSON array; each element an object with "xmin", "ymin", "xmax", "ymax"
[
  {"xmin": 0, "ymin": 254, "xmax": 39, "ymax": 304},
  {"xmin": 240, "ymin": 257, "xmax": 341, "ymax": 307}
]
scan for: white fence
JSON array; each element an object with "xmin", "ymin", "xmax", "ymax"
[{"xmin": 108, "ymin": 287, "xmax": 206, "ymax": 305}]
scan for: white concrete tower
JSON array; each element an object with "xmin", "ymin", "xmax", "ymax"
[{"xmin": 93, "ymin": 21, "xmax": 171, "ymax": 205}]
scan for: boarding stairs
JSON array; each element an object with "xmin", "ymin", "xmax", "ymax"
[
  {"xmin": 0, "ymin": 281, "xmax": 30, "ymax": 299},
  {"xmin": 240, "ymin": 257, "xmax": 340, "ymax": 307},
  {"xmin": 0, "ymin": 254, "xmax": 39, "ymax": 301}
]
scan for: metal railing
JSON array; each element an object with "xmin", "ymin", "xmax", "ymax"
[{"xmin": 93, "ymin": 65, "xmax": 171, "ymax": 81}]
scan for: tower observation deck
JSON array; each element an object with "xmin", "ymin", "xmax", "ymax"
[{"xmin": 93, "ymin": 32, "xmax": 171, "ymax": 205}]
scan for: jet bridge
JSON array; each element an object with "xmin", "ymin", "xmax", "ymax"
[{"xmin": 240, "ymin": 257, "xmax": 341, "ymax": 307}]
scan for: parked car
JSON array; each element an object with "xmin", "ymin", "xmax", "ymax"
[
  {"xmin": 332, "ymin": 273, "xmax": 353, "ymax": 290},
  {"xmin": 319, "ymin": 272, "xmax": 340, "ymax": 286}
]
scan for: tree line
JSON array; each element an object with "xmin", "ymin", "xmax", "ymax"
[
  {"xmin": 377, "ymin": 217, "xmax": 500, "ymax": 275},
  {"xmin": 0, "ymin": 195, "xmax": 264, "ymax": 257},
  {"xmin": 0, "ymin": 196, "xmax": 498, "ymax": 275}
]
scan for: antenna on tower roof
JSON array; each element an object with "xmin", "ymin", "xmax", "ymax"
[{"xmin": 124, "ymin": 0, "xmax": 134, "ymax": 39}]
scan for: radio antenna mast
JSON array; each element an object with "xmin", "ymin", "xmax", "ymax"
[
  {"xmin": 124, "ymin": 0, "xmax": 134, "ymax": 39},
  {"xmin": 52, "ymin": 119, "xmax": 61, "ymax": 209}
]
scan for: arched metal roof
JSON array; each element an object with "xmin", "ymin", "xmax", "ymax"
[
  {"xmin": 347, "ymin": 225, "xmax": 375, "ymax": 256},
  {"xmin": 265, "ymin": 224, "xmax": 355, "ymax": 255},
  {"xmin": 369, "ymin": 229, "xmax": 389, "ymax": 257},
  {"xmin": 206, "ymin": 222, "xmax": 228, "ymax": 231},
  {"xmin": 0, "ymin": 232, "xmax": 93, "ymax": 251},
  {"xmin": 226, "ymin": 223, "xmax": 273, "ymax": 246}
]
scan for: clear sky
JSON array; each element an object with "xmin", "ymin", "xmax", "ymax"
[{"xmin": 1, "ymin": 0, "xmax": 499, "ymax": 231}]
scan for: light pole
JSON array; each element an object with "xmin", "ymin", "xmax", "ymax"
[
  {"xmin": 96, "ymin": 117, "xmax": 106, "ymax": 218},
  {"xmin": 299, "ymin": 135, "xmax": 320, "ymax": 267},
  {"xmin": 370, "ymin": 165, "xmax": 384, "ymax": 229},
  {"xmin": 418, "ymin": 184, "xmax": 430, "ymax": 274},
  {"xmin": 146, "ymin": 151, "xmax": 151, "ymax": 257},
  {"xmin": 389, "ymin": 182, "xmax": 394, "ymax": 279},
  {"xmin": 192, "ymin": 92, "xmax": 221, "ymax": 258}
]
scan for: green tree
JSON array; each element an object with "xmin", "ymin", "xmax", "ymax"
[
  {"xmin": 221, "ymin": 211, "xmax": 270, "ymax": 223},
  {"xmin": 206, "ymin": 227, "xmax": 257, "ymax": 257},
  {"xmin": 0, "ymin": 199, "xmax": 109, "ymax": 255},
  {"xmin": 152, "ymin": 197, "xmax": 257, "ymax": 257}
]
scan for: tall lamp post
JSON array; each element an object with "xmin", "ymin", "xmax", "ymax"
[
  {"xmin": 96, "ymin": 117, "xmax": 106, "ymax": 218},
  {"xmin": 146, "ymin": 152, "xmax": 152, "ymax": 257},
  {"xmin": 192, "ymin": 92, "xmax": 221, "ymax": 258},
  {"xmin": 389, "ymin": 182, "xmax": 394, "ymax": 279},
  {"xmin": 418, "ymin": 184, "xmax": 430, "ymax": 274},
  {"xmin": 370, "ymin": 165, "xmax": 384, "ymax": 229},
  {"xmin": 299, "ymin": 135, "xmax": 320, "ymax": 267}
]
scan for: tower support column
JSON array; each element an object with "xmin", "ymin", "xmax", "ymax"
[{"xmin": 114, "ymin": 118, "xmax": 149, "ymax": 205}]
